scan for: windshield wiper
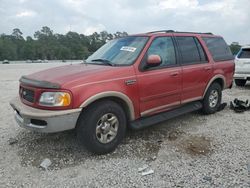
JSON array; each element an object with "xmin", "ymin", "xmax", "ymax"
[{"xmin": 91, "ymin": 58, "xmax": 115, "ymax": 66}]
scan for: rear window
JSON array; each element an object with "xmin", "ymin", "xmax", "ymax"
[
  {"xmin": 238, "ymin": 49, "xmax": 250, "ymax": 58},
  {"xmin": 202, "ymin": 37, "xmax": 233, "ymax": 61}
]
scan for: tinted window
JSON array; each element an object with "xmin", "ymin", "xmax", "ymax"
[
  {"xmin": 194, "ymin": 38, "xmax": 207, "ymax": 62},
  {"xmin": 238, "ymin": 49, "xmax": 250, "ymax": 58},
  {"xmin": 176, "ymin": 37, "xmax": 202, "ymax": 64},
  {"xmin": 202, "ymin": 37, "xmax": 233, "ymax": 61},
  {"xmin": 147, "ymin": 37, "xmax": 176, "ymax": 67}
]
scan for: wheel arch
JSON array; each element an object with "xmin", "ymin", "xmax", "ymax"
[
  {"xmin": 79, "ymin": 91, "xmax": 135, "ymax": 121},
  {"xmin": 202, "ymin": 75, "xmax": 226, "ymax": 98}
]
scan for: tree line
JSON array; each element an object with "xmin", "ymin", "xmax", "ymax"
[
  {"xmin": 0, "ymin": 26, "xmax": 128, "ymax": 61},
  {"xmin": 229, "ymin": 43, "xmax": 241, "ymax": 55},
  {"xmin": 0, "ymin": 26, "xmax": 241, "ymax": 61}
]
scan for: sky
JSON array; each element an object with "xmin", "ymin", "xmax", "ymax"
[{"xmin": 0, "ymin": 0, "xmax": 249, "ymax": 44}]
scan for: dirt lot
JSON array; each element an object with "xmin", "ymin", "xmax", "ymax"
[{"xmin": 0, "ymin": 63, "xmax": 249, "ymax": 187}]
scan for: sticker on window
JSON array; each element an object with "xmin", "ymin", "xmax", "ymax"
[{"xmin": 120, "ymin": 46, "xmax": 137, "ymax": 52}]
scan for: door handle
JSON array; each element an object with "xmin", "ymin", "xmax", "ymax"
[
  {"xmin": 170, "ymin": 72, "xmax": 179, "ymax": 77},
  {"xmin": 204, "ymin": 67, "xmax": 212, "ymax": 71}
]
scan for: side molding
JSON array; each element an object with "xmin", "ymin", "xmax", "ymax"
[
  {"xmin": 80, "ymin": 91, "xmax": 135, "ymax": 120},
  {"xmin": 202, "ymin": 75, "xmax": 226, "ymax": 98}
]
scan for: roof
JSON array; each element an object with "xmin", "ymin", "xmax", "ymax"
[{"xmin": 131, "ymin": 30, "xmax": 220, "ymax": 38}]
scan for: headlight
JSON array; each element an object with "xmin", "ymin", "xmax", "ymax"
[{"xmin": 39, "ymin": 92, "xmax": 71, "ymax": 107}]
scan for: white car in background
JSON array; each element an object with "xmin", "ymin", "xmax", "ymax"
[{"xmin": 234, "ymin": 46, "xmax": 250, "ymax": 86}]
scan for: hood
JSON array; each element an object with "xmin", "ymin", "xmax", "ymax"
[{"xmin": 21, "ymin": 63, "xmax": 134, "ymax": 89}]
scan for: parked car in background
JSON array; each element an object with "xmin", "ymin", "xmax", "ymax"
[
  {"xmin": 3, "ymin": 59, "xmax": 9, "ymax": 64},
  {"xmin": 234, "ymin": 46, "xmax": 250, "ymax": 86},
  {"xmin": 33, "ymin": 59, "xmax": 43, "ymax": 63},
  {"xmin": 10, "ymin": 30, "xmax": 235, "ymax": 154},
  {"xmin": 26, "ymin": 60, "xmax": 32, "ymax": 63}
]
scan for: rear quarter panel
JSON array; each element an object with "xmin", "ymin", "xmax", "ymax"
[
  {"xmin": 212, "ymin": 60, "xmax": 235, "ymax": 88},
  {"xmin": 198, "ymin": 35, "xmax": 235, "ymax": 89}
]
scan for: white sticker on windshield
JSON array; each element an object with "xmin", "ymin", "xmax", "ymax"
[{"xmin": 120, "ymin": 46, "xmax": 137, "ymax": 52}]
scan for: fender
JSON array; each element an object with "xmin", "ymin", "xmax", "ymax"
[
  {"xmin": 79, "ymin": 91, "xmax": 135, "ymax": 120},
  {"xmin": 202, "ymin": 75, "xmax": 226, "ymax": 98}
]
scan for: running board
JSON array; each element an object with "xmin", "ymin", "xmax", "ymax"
[{"xmin": 130, "ymin": 101, "xmax": 202, "ymax": 130}]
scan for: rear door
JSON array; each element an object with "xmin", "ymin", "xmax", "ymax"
[
  {"xmin": 235, "ymin": 48, "xmax": 250, "ymax": 75},
  {"xmin": 136, "ymin": 36, "xmax": 182, "ymax": 117},
  {"xmin": 175, "ymin": 36, "xmax": 213, "ymax": 103}
]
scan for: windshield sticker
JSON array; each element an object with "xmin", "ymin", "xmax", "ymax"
[{"xmin": 120, "ymin": 46, "xmax": 137, "ymax": 52}]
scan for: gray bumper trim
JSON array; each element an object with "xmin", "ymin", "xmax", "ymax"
[{"xmin": 10, "ymin": 97, "xmax": 81, "ymax": 133}]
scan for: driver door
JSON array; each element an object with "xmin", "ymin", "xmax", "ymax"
[{"xmin": 136, "ymin": 36, "xmax": 182, "ymax": 117}]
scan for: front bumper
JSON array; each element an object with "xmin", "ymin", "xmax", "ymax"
[{"xmin": 10, "ymin": 97, "xmax": 81, "ymax": 133}]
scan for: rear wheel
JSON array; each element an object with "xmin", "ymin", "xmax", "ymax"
[
  {"xmin": 202, "ymin": 82, "xmax": 222, "ymax": 114},
  {"xmin": 235, "ymin": 79, "xmax": 246, "ymax": 87},
  {"xmin": 76, "ymin": 100, "xmax": 126, "ymax": 154}
]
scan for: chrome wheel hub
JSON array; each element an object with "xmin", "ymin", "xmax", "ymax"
[
  {"xmin": 209, "ymin": 90, "xmax": 219, "ymax": 108},
  {"xmin": 96, "ymin": 113, "xmax": 119, "ymax": 144}
]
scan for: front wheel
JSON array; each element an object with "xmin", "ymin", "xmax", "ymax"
[
  {"xmin": 235, "ymin": 79, "xmax": 246, "ymax": 87},
  {"xmin": 76, "ymin": 100, "xmax": 126, "ymax": 154},
  {"xmin": 202, "ymin": 82, "xmax": 222, "ymax": 114}
]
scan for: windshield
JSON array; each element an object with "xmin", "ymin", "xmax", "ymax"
[
  {"xmin": 238, "ymin": 49, "xmax": 250, "ymax": 59},
  {"xmin": 86, "ymin": 36, "xmax": 148, "ymax": 66}
]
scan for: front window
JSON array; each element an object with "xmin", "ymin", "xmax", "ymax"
[
  {"xmin": 86, "ymin": 36, "xmax": 148, "ymax": 66},
  {"xmin": 147, "ymin": 37, "xmax": 176, "ymax": 67}
]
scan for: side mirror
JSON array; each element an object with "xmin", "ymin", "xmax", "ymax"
[{"xmin": 146, "ymin": 55, "xmax": 162, "ymax": 67}]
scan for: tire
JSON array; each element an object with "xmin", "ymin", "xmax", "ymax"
[
  {"xmin": 202, "ymin": 82, "xmax": 222, "ymax": 114},
  {"xmin": 76, "ymin": 100, "xmax": 126, "ymax": 154},
  {"xmin": 235, "ymin": 79, "xmax": 246, "ymax": 87}
]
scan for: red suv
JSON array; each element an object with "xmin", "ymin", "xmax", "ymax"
[{"xmin": 10, "ymin": 30, "xmax": 235, "ymax": 154}]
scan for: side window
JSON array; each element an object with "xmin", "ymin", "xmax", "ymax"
[
  {"xmin": 202, "ymin": 37, "xmax": 233, "ymax": 61},
  {"xmin": 194, "ymin": 38, "xmax": 207, "ymax": 62},
  {"xmin": 146, "ymin": 37, "xmax": 176, "ymax": 67},
  {"xmin": 176, "ymin": 37, "xmax": 204, "ymax": 65}
]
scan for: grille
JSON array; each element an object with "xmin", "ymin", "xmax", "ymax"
[{"xmin": 20, "ymin": 87, "xmax": 35, "ymax": 103}]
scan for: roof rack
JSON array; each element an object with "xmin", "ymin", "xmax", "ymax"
[
  {"xmin": 147, "ymin": 30, "xmax": 175, "ymax": 34},
  {"xmin": 146, "ymin": 30, "xmax": 213, "ymax": 35}
]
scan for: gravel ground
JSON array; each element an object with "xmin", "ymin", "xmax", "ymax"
[{"xmin": 0, "ymin": 63, "xmax": 249, "ymax": 188}]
